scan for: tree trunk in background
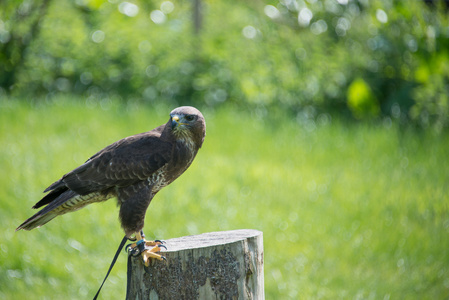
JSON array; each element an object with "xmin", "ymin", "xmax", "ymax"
[{"xmin": 193, "ymin": 0, "xmax": 202, "ymax": 35}]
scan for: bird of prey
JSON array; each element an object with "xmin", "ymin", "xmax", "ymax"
[{"xmin": 16, "ymin": 106, "xmax": 206, "ymax": 265}]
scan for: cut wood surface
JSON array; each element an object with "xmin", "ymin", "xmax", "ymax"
[{"xmin": 126, "ymin": 229, "xmax": 264, "ymax": 299}]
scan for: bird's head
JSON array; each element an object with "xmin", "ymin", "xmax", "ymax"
[{"xmin": 169, "ymin": 106, "xmax": 206, "ymax": 148}]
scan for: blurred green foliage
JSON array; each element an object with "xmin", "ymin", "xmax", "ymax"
[
  {"xmin": 1, "ymin": 98, "xmax": 449, "ymax": 298},
  {"xmin": 1, "ymin": 0, "xmax": 449, "ymax": 129},
  {"xmin": 347, "ymin": 77, "xmax": 379, "ymax": 119}
]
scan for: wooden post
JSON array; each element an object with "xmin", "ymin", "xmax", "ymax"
[{"xmin": 126, "ymin": 229, "xmax": 264, "ymax": 299}]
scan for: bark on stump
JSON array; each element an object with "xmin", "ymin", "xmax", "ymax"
[{"xmin": 126, "ymin": 229, "xmax": 264, "ymax": 299}]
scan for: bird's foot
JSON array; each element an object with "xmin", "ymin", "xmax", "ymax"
[{"xmin": 127, "ymin": 239, "xmax": 166, "ymax": 266}]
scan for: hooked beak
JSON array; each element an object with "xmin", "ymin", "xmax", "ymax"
[{"xmin": 171, "ymin": 115, "xmax": 180, "ymax": 129}]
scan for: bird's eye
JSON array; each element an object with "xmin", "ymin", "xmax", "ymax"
[{"xmin": 185, "ymin": 115, "xmax": 195, "ymax": 122}]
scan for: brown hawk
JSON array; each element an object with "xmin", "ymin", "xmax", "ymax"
[{"xmin": 16, "ymin": 106, "xmax": 206, "ymax": 264}]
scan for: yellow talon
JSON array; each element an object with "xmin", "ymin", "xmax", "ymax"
[
  {"xmin": 130, "ymin": 232, "xmax": 165, "ymax": 266},
  {"xmin": 142, "ymin": 246, "xmax": 164, "ymax": 266}
]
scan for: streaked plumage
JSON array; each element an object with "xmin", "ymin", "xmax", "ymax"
[{"xmin": 16, "ymin": 106, "xmax": 206, "ymax": 238}]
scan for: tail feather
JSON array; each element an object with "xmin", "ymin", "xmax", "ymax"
[
  {"xmin": 32, "ymin": 186, "xmax": 68, "ymax": 209},
  {"xmin": 16, "ymin": 190, "xmax": 78, "ymax": 231},
  {"xmin": 16, "ymin": 212, "xmax": 59, "ymax": 231}
]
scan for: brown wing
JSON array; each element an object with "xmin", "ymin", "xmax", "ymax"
[
  {"xmin": 62, "ymin": 135, "xmax": 171, "ymax": 193},
  {"xmin": 32, "ymin": 126, "xmax": 173, "ymax": 209}
]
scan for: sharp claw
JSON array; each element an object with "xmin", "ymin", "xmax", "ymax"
[{"xmin": 127, "ymin": 234, "xmax": 167, "ymax": 263}]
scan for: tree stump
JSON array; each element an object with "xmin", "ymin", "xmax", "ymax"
[{"xmin": 126, "ymin": 229, "xmax": 264, "ymax": 300}]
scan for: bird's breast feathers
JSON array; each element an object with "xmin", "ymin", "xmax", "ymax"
[{"xmin": 148, "ymin": 138, "xmax": 197, "ymax": 193}]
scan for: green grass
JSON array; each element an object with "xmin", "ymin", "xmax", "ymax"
[{"xmin": 1, "ymin": 97, "xmax": 448, "ymax": 299}]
